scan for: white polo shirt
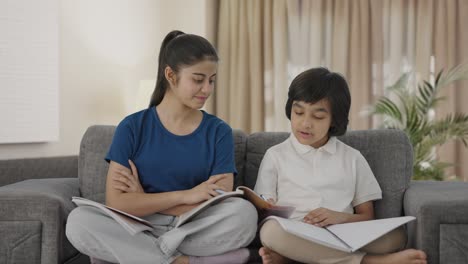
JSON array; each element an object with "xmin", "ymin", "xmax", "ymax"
[{"xmin": 254, "ymin": 134, "xmax": 382, "ymax": 220}]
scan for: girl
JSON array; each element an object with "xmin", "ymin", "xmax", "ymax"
[
  {"xmin": 66, "ymin": 30, "xmax": 257, "ymax": 264},
  {"xmin": 255, "ymin": 68, "xmax": 427, "ymax": 264}
]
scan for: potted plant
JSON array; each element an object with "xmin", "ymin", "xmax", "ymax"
[{"xmin": 367, "ymin": 64, "xmax": 468, "ymax": 180}]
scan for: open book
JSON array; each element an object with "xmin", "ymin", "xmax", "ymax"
[
  {"xmin": 176, "ymin": 186, "xmax": 295, "ymax": 227},
  {"xmin": 72, "ymin": 197, "xmax": 153, "ymax": 236},
  {"xmin": 261, "ymin": 215, "xmax": 415, "ymax": 252},
  {"xmin": 71, "ymin": 186, "xmax": 295, "ymax": 235}
]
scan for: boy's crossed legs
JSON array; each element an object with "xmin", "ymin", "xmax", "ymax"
[{"xmin": 259, "ymin": 220, "xmax": 427, "ymax": 264}]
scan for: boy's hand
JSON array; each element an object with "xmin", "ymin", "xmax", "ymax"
[{"xmin": 303, "ymin": 207, "xmax": 349, "ymax": 227}]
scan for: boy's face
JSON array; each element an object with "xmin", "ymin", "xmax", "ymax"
[{"xmin": 290, "ymin": 99, "xmax": 332, "ymax": 148}]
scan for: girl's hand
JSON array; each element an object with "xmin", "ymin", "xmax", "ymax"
[
  {"xmin": 303, "ymin": 207, "xmax": 349, "ymax": 227},
  {"xmin": 112, "ymin": 160, "xmax": 145, "ymax": 193},
  {"xmin": 183, "ymin": 174, "xmax": 227, "ymax": 205}
]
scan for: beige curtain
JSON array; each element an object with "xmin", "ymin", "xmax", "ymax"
[
  {"xmin": 264, "ymin": 0, "xmax": 289, "ymax": 131},
  {"xmin": 433, "ymin": 0, "xmax": 468, "ymax": 181},
  {"xmin": 216, "ymin": 0, "xmax": 375, "ymax": 132},
  {"xmin": 216, "ymin": 0, "xmax": 289, "ymax": 133},
  {"xmin": 216, "ymin": 0, "xmax": 290, "ymax": 133},
  {"xmin": 215, "ymin": 0, "xmax": 468, "ymax": 180},
  {"xmin": 285, "ymin": 0, "xmax": 374, "ymax": 130},
  {"xmin": 347, "ymin": 0, "xmax": 373, "ymax": 130}
]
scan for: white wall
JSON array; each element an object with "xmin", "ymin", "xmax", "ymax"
[{"xmin": 0, "ymin": 0, "xmax": 213, "ymax": 159}]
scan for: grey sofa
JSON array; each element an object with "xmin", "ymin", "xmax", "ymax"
[{"xmin": 1, "ymin": 125, "xmax": 467, "ymax": 264}]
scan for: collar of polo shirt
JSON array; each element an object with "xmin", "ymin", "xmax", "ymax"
[{"xmin": 289, "ymin": 134, "xmax": 337, "ymax": 155}]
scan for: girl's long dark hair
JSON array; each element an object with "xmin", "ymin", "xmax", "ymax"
[{"xmin": 149, "ymin": 30, "xmax": 219, "ymax": 107}]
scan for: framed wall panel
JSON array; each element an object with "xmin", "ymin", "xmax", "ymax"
[{"xmin": 0, "ymin": 0, "xmax": 59, "ymax": 143}]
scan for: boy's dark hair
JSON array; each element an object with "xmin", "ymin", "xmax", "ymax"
[
  {"xmin": 149, "ymin": 30, "xmax": 219, "ymax": 107},
  {"xmin": 285, "ymin": 67, "xmax": 351, "ymax": 136}
]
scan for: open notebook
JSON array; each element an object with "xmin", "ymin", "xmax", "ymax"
[{"xmin": 261, "ymin": 216, "xmax": 415, "ymax": 252}]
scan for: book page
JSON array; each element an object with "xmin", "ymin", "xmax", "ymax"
[
  {"xmin": 175, "ymin": 190, "xmax": 244, "ymax": 227},
  {"xmin": 237, "ymin": 186, "xmax": 295, "ymax": 219},
  {"xmin": 263, "ymin": 216, "xmax": 351, "ymax": 252},
  {"xmin": 72, "ymin": 197, "xmax": 153, "ymax": 235},
  {"xmin": 175, "ymin": 186, "xmax": 296, "ymax": 228},
  {"xmin": 326, "ymin": 216, "xmax": 415, "ymax": 251}
]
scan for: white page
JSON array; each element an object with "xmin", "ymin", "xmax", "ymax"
[
  {"xmin": 326, "ymin": 216, "xmax": 415, "ymax": 251},
  {"xmin": 266, "ymin": 216, "xmax": 351, "ymax": 252},
  {"xmin": 175, "ymin": 190, "xmax": 244, "ymax": 227},
  {"xmin": 72, "ymin": 197, "xmax": 152, "ymax": 235}
]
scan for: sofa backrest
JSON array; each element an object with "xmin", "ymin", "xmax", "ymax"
[
  {"xmin": 0, "ymin": 156, "xmax": 78, "ymax": 187},
  {"xmin": 78, "ymin": 125, "xmax": 247, "ymax": 203},
  {"xmin": 243, "ymin": 130, "xmax": 413, "ymax": 219},
  {"xmin": 79, "ymin": 126, "xmax": 413, "ymax": 219},
  {"xmin": 78, "ymin": 125, "xmax": 115, "ymax": 202}
]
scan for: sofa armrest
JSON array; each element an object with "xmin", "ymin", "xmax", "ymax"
[
  {"xmin": 0, "ymin": 178, "xmax": 80, "ymax": 264},
  {"xmin": 0, "ymin": 156, "xmax": 78, "ymax": 187},
  {"xmin": 404, "ymin": 180, "xmax": 468, "ymax": 264}
]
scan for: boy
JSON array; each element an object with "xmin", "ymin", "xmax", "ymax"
[{"xmin": 255, "ymin": 68, "xmax": 427, "ymax": 264}]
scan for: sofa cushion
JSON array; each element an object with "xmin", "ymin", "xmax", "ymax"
[
  {"xmin": 244, "ymin": 132, "xmax": 289, "ymax": 189},
  {"xmin": 233, "ymin": 129, "xmax": 247, "ymax": 187},
  {"xmin": 78, "ymin": 125, "xmax": 115, "ymax": 202},
  {"xmin": 244, "ymin": 129, "xmax": 413, "ymax": 219}
]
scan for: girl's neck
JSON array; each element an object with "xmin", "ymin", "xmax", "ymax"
[
  {"xmin": 158, "ymin": 90, "xmax": 198, "ymax": 118},
  {"xmin": 156, "ymin": 93, "xmax": 203, "ymax": 135}
]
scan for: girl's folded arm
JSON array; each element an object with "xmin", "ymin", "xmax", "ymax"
[{"xmin": 105, "ymin": 161, "xmax": 188, "ymax": 217}]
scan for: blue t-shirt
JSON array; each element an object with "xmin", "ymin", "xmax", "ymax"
[{"xmin": 105, "ymin": 108, "xmax": 237, "ymax": 193}]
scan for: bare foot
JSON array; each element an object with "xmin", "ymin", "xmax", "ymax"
[
  {"xmin": 362, "ymin": 249, "xmax": 427, "ymax": 264},
  {"xmin": 259, "ymin": 247, "xmax": 290, "ymax": 264},
  {"xmin": 171, "ymin": 255, "xmax": 189, "ymax": 264}
]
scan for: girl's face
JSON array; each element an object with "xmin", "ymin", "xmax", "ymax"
[
  {"xmin": 290, "ymin": 99, "xmax": 332, "ymax": 148},
  {"xmin": 168, "ymin": 60, "xmax": 217, "ymax": 110}
]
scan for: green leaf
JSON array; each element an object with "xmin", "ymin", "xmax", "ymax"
[{"xmin": 365, "ymin": 63, "xmax": 468, "ymax": 180}]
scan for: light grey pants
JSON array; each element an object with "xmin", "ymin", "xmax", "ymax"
[{"xmin": 66, "ymin": 197, "xmax": 258, "ymax": 264}]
